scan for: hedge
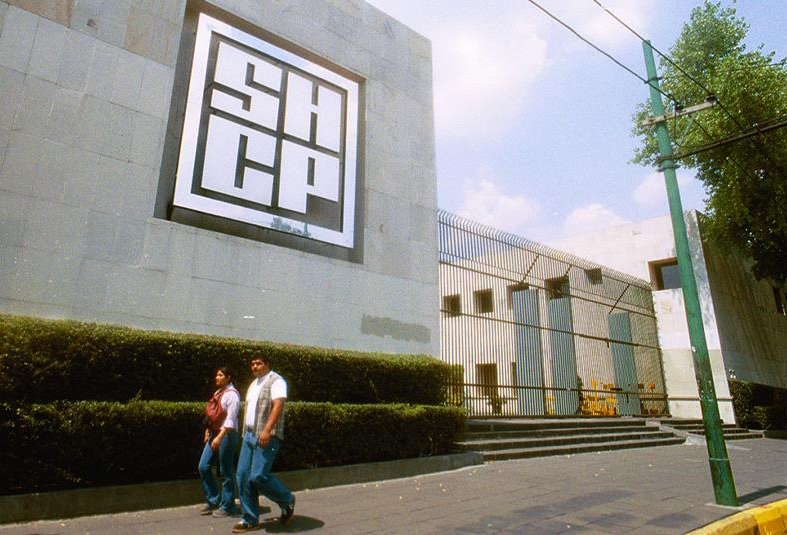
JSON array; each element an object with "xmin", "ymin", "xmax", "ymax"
[
  {"xmin": 0, "ymin": 401, "xmax": 465, "ymax": 495},
  {"xmin": 729, "ymin": 380, "xmax": 787, "ymax": 430},
  {"xmin": 0, "ymin": 314, "xmax": 450, "ymax": 405}
]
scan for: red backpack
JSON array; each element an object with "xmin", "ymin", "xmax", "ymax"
[{"xmin": 204, "ymin": 386, "xmax": 237, "ymax": 433}]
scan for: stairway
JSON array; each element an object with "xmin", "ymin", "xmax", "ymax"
[
  {"xmin": 657, "ymin": 418, "xmax": 764, "ymax": 440},
  {"xmin": 458, "ymin": 418, "xmax": 685, "ymax": 461}
]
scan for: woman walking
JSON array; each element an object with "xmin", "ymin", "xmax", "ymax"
[{"xmin": 198, "ymin": 367, "xmax": 240, "ymax": 517}]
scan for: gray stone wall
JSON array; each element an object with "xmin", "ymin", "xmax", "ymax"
[
  {"xmin": 703, "ymin": 240, "xmax": 787, "ymax": 389},
  {"xmin": 0, "ymin": 0, "xmax": 439, "ymax": 355}
]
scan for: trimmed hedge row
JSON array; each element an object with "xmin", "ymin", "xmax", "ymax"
[
  {"xmin": 0, "ymin": 314, "xmax": 450, "ymax": 405},
  {"xmin": 729, "ymin": 380, "xmax": 787, "ymax": 430},
  {"xmin": 0, "ymin": 401, "xmax": 465, "ymax": 495}
]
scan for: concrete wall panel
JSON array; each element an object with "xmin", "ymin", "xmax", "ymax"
[{"xmin": 0, "ymin": 0, "xmax": 439, "ymax": 356}]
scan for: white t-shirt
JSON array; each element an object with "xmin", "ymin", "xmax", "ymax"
[{"xmin": 243, "ymin": 371, "xmax": 287, "ymax": 428}]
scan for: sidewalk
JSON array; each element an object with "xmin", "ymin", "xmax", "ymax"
[{"xmin": 1, "ymin": 438, "xmax": 785, "ymax": 534}]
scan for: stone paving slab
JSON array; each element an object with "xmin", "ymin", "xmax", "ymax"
[{"xmin": 1, "ymin": 438, "xmax": 785, "ymax": 534}]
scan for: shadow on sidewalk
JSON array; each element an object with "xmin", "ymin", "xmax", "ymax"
[
  {"xmin": 738, "ymin": 485, "xmax": 787, "ymax": 504},
  {"xmin": 260, "ymin": 515, "xmax": 325, "ymax": 532}
]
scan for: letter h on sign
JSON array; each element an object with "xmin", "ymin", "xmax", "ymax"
[{"xmin": 173, "ymin": 14, "xmax": 359, "ymax": 248}]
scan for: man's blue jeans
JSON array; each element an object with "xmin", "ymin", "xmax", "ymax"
[
  {"xmin": 236, "ymin": 431, "xmax": 293, "ymax": 526},
  {"xmin": 198, "ymin": 428, "xmax": 239, "ymax": 513}
]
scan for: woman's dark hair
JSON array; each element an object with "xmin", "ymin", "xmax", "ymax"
[{"xmin": 215, "ymin": 366, "xmax": 232, "ymax": 380}]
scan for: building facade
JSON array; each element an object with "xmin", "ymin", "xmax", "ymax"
[
  {"xmin": 439, "ymin": 211, "xmax": 668, "ymax": 418},
  {"xmin": 0, "ymin": 0, "xmax": 440, "ymax": 355},
  {"xmin": 550, "ymin": 211, "xmax": 787, "ymax": 423}
]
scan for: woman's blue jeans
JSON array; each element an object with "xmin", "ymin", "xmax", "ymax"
[
  {"xmin": 236, "ymin": 432, "xmax": 293, "ymax": 527},
  {"xmin": 198, "ymin": 428, "xmax": 239, "ymax": 512}
]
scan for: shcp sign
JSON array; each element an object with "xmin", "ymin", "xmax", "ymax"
[{"xmin": 174, "ymin": 14, "xmax": 359, "ymax": 247}]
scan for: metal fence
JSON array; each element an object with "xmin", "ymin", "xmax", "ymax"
[{"xmin": 438, "ymin": 210, "xmax": 669, "ymax": 417}]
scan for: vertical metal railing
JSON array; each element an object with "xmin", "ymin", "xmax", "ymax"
[{"xmin": 438, "ymin": 210, "xmax": 668, "ymax": 417}]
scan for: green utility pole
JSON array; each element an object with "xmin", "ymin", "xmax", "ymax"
[{"xmin": 642, "ymin": 40, "xmax": 738, "ymax": 507}]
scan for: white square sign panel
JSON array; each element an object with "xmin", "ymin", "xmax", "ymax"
[{"xmin": 174, "ymin": 14, "xmax": 359, "ymax": 248}]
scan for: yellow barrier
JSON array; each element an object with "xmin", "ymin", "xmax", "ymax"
[{"xmin": 685, "ymin": 498, "xmax": 787, "ymax": 535}]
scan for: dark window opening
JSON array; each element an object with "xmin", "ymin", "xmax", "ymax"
[
  {"xmin": 545, "ymin": 276, "xmax": 570, "ymax": 299},
  {"xmin": 585, "ymin": 268, "xmax": 603, "ymax": 285},
  {"xmin": 443, "ymin": 294, "xmax": 461, "ymax": 316},
  {"xmin": 476, "ymin": 363, "xmax": 499, "ymax": 398},
  {"xmin": 474, "ymin": 289, "xmax": 494, "ymax": 313},
  {"xmin": 650, "ymin": 258, "xmax": 681, "ymax": 290}
]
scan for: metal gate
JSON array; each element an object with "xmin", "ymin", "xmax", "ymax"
[{"xmin": 439, "ymin": 210, "xmax": 669, "ymax": 417}]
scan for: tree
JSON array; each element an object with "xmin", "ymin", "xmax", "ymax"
[{"xmin": 632, "ymin": 1, "xmax": 787, "ymax": 284}]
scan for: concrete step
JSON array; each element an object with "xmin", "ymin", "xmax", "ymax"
[
  {"xmin": 465, "ymin": 418, "xmax": 646, "ymax": 433},
  {"xmin": 458, "ymin": 430, "xmax": 678, "ymax": 452},
  {"xmin": 688, "ymin": 429, "xmax": 764, "ymax": 440},
  {"xmin": 658, "ymin": 419, "xmax": 764, "ymax": 440},
  {"xmin": 464, "ymin": 424, "xmax": 657, "ymax": 441},
  {"xmin": 482, "ymin": 436, "xmax": 686, "ymax": 461},
  {"xmin": 667, "ymin": 423, "xmax": 738, "ymax": 431}
]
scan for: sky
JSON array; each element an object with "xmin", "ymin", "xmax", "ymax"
[{"xmin": 364, "ymin": 0, "xmax": 787, "ymax": 242}]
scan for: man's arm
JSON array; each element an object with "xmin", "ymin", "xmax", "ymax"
[{"xmin": 258, "ymin": 397, "xmax": 285, "ymax": 446}]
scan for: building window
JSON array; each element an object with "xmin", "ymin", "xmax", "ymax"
[
  {"xmin": 443, "ymin": 294, "xmax": 461, "ymax": 316},
  {"xmin": 475, "ymin": 363, "xmax": 499, "ymax": 398},
  {"xmin": 545, "ymin": 276, "xmax": 570, "ymax": 300},
  {"xmin": 585, "ymin": 268, "xmax": 603, "ymax": 285},
  {"xmin": 774, "ymin": 287, "xmax": 786, "ymax": 315},
  {"xmin": 649, "ymin": 258, "xmax": 681, "ymax": 290},
  {"xmin": 507, "ymin": 283, "xmax": 529, "ymax": 309},
  {"xmin": 474, "ymin": 289, "xmax": 494, "ymax": 314}
]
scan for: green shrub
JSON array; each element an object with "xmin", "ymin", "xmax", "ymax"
[
  {"xmin": 729, "ymin": 380, "xmax": 787, "ymax": 430},
  {"xmin": 0, "ymin": 401, "xmax": 465, "ymax": 495},
  {"xmin": 750, "ymin": 406, "xmax": 787, "ymax": 431},
  {"xmin": 0, "ymin": 314, "xmax": 451, "ymax": 405},
  {"xmin": 0, "ymin": 401, "xmax": 203, "ymax": 494},
  {"xmin": 282, "ymin": 402, "xmax": 465, "ymax": 469},
  {"xmin": 729, "ymin": 380, "xmax": 754, "ymax": 426}
]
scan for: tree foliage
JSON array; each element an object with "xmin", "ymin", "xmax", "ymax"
[{"xmin": 632, "ymin": 1, "xmax": 787, "ymax": 284}]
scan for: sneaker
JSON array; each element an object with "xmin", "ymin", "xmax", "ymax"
[
  {"xmin": 231, "ymin": 521, "xmax": 262, "ymax": 533},
  {"xmin": 280, "ymin": 495, "xmax": 296, "ymax": 525},
  {"xmin": 199, "ymin": 505, "xmax": 216, "ymax": 516},
  {"xmin": 211, "ymin": 509, "xmax": 230, "ymax": 518}
]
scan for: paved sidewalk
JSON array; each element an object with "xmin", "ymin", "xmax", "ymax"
[{"xmin": 1, "ymin": 438, "xmax": 785, "ymax": 534}]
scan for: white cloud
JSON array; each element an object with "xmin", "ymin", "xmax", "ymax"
[
  {"xmin": 562, "ymin": 203, "xmax": 629, "ymax": 236},
  {"xmin": 577, "ymin": 0, "xmax": 655, "ymax": 51},
  {"xmin": 457, "ymin": 172, "xmax": 541, "ymax": 235},
  {"xmin": 366, "ymin": 1, "xmax": 548, "ymax": 142},
  {"xmin": 431, "ymin": 19, "xmax": 548, "ymax": 141},
  {"xmin": 633, "ymin": 170, "xmax": 700, "ymax": 208}
]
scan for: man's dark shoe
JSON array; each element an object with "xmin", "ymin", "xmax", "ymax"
[
  {"xmin": 280, "ymin": 495, "xmax": 296, "ymax": 525},
  {"xmin": 199, "ymin": 505, "xmax": 216, "ymax": 516},
  {"xmin": 231, "ymin": 521, "xmax": 262, "ymax": 533}
]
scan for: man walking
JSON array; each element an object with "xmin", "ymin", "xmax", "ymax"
[{"xmin": 233, "ymin": 355, "xmax": 296, "ymax": 533}]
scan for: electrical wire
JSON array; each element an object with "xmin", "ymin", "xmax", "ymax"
[
  {"xmin": 524, "ymin": 0, "xmax": 678, "ymax": 104},
  {"xmin": 590, "ymin": 0, "xmax": 787, "ymax": 179}
]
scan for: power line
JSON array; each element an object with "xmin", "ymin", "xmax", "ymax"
[
  {"xmin": 524, "ymin": 0, "xmax": 678, "ymax": 104},
  {"xmin": 669, "ymin": 117, "xmax": 787, "ymax": 162},
  {"xmin": 590, "ymin": 0, "xmax": 787, "ymax": 180}
]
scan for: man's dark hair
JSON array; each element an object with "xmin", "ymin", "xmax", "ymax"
[{"xmin": 250, "ymin": 354, "xmax": 270, "ymax": 364}]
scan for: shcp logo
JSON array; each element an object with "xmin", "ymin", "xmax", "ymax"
[{"xmin": 174, "ymin": 14, "xmax": 359, "ymax": 247}]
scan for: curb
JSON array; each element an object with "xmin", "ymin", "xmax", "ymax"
[
  {"xmin": 0, "ymin": 452, "xmax": 483, "ymax": 525},
  {"xmin": 685, "ymin": 498, "xmax": 787, "ymax": 535}
]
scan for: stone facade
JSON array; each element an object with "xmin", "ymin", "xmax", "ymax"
[{"xmin": 0, "ymin": 0, "xmax": 439, "ymax": 355}]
